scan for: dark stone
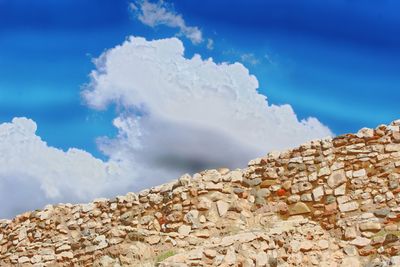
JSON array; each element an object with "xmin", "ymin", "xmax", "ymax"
[
  {"xmin": 373, "ymin": 208, "xmax": 390, "ymax": 218},
  {"xmin": 384, "ymin": 234, "xmax": 399, "ymax": 246}
]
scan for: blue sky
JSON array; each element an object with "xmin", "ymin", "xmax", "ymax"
[{"xmin": 1, "ymin": 0, "xmax": 399, "ymax": 158}]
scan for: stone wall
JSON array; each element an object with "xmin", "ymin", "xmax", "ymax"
[{"xmin": 0, "ymin": 120, "xmax": 400, "ymax": 266}]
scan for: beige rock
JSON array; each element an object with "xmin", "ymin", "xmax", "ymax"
[
  {"xmin": 230, "ymin": 171, "xmax": 243, "ymax": 183},
  {"xmin": 385, "ymin": 144, "xmax": 400, "ymax": 152},
  {"xmin": 318, "ymin": 167, "xmax": 331, "ymax": 177},
  {"xmin": 318, "ymin": 240, "xmax": 329, "ymax": 250},
  {"xmin": 334, "ymin": 183, "xmax": 346, "ymax": 196},
  {"xmin": 327, "ymin": 170, "xmax": 347, "ymax": 188},
  {"xmin": 188, "ymin": 249, "xmax": 203, "ymax": 260},
  {"xmin": 255, "ymin": 251, "xmax": 268, "ymax": 266},
  {"xmin": 205, "ymin": 182, "xmax": 223, "ymax": 191},
  {"xmin": 198, "ymin": 197, "xmax": 212, "ymax": 210},
  {"xmin": 18, "ymin": 256, "xmax": 30, "ymax": 264},
  {"xmin": 178, "ymin": 225, "xmax": 191, "ymax": 236},
  {"xmin": 300, "ymin": 240, "xmax": 313, "ymax": 251},
  {"xmin": 312, "ymin": 186, "xmax": 324, "ymax": 201},
  {"xmin": 350, "ymin": 237, "xmax": 371, "ymax": 247},
  {"xmin": 58, "ymin": 251, "xmax": 74, "ymax": 259},
  {"xmin": 223, "ymin": 246, "xmax": 236, "ymax": 265},
  {"xmin": 290, "ymin": 240, "xmax": 301, "ymax": 253},
  {"xmin": 338, "ymin": 201, "xmax": 359, "ymax": 212},
  {"xmin": 30, "ymin": 255, "xmax": 42, "ymax": 264},
  {"xmin": 359, "ymin": 222, "xmax": 381, "ymax": 232},
  {"xmin": 216, "ymin": 200, "xmax": 229, "ymax": 217},
  {"xmin": 289, "ymin": 202, "xmax": 311, "ymax": 215},
  {"xmin": 357, "ymin": 128, "xmax": 374, "ymax": 138},
  {"xmin": 344, "ymin": 227, "xmax": 357, "ymax": 240},
  {"xmin": 194, "ymin": 229, "xmax": 210, "ymax": 238},
  {"xmin": 204, "ymin": 249, "xmax": 217, "ymax": 258},
  {"xmin": 341, "ymin": 257, "xmax": 360, "ymax": 267},
  {"xmin": 353, "ymin": 169, "xmax": 366, "ymax": 178},
  {"xmin": 146, "ymin": 235, "xmax": 161, "ymax": 245},
  {"xmin": 18, "ymin": 226, "xmax": 27, "ymax": 241}
]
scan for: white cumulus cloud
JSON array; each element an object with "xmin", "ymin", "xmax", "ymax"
[
  {"xmin": 130, "ymin": 0, "xmax": 203, "ymax": 44},
  {"xmin": 83, "ymin": 36, "xmax": 332, "ymax": 181},
  {"xmin": 0, "ymin": 118, "xmax": 133, "ymax": 218}
]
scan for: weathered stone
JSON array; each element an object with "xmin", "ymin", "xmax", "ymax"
[
  {"xmin": 373, "ymin": 208, "xmax": 390, "ymax": 217},
  {"xmin": 256, "ymin": 188, "xmax": 271, "ymax": 199},
  {"xmin": 197, "ymin": 197, "xmax": 212, "ymax": 210},
  {"xmin": 18, "ymin": 227, "xmax": 27, "ymax": 241},
  {"xmin": 216, "ymin": 200, "xmax": 229, "ymax": 217},
  {"xmin": 288, "ymin": 194, "xmax": 300, "ymax": 204},
  {"xmin": 344, "ymin": 227, "xmax": 357, "ymax": 240},
  {"xmin": 357, "ymin": 128, "xmax": 374, "ymax": 138},
  {"xmin": 327, "ymin": 170, "xmax": 347, "ymax": 188},
  {"xmin": 204, "ymin": 249, "xmax": 217, "ymax": 258},
  {"xmin": 146, "ymin": 235, "xmax": 161, "ymax": 245},
  {"xmin": 384, "ymin": 234, "xmax": 399, "ymax": 245},
  {"xmin": 340, "ymin": 257, "xmax": 360, "ymax": 267},
  {"xmin": 350, "ymin": 237, "xmax": 371, "ymax": 247},
  {"xmin": 205, "ymin": 182, "xmax": 223, "ymax": 191},
  {"xmin": 300, "ymin": 193, "xmax": 313, "ymax": 202},
  {"xmin": 317, "ymin": 240, "xmax": 329, "ymax": 250},
  {"xmin": 288, "ymin": 202, "xmax": 311, "ymax": 215},
  {"xmin": 334, "ymin": 185, "xmax": 347, "ymax": 198},
  {"xmin": 312, "ymin": 186, "xmax": 324, "ymax": 201},
  {"xmin": 385, "ymin": 144, "xmax": 400, "ymax": 152},
  {"xmin": 318, "ymin": 167, "xmax": 331, "ymax": 177},
  {"xmin": 178, "ymin": 225, "xmax": 191, "ymax": 236},
  {"xmin": 223, "ymin": 246, "xmax": 236, "ymax": 265},
  {"xmin": 229, "ymin": 171, "xmax": 243, "ymax": 183},
  {"xmin": 300, "ymin": 240, "xmax": 313, "ymax": 251},
  {"xmin": 338, "ymin": 201, "xmax": 359, "ymax": 212},
  {"xmin": 353, "ymin": 169, "xmax": 366, "ymax": 178},
  {"xmin": 18, "ymin": 257, "xmax": 30, "ymax": 264},
  {"xmin": 260, "ymin": 180, "xmax": 277, "ymax": 188},
  {"xmin": 359, "ymin": 222, "xmax": 381, "ymax": 232},
  {"xmin": 255, "ymin": 251, "xmax": 268, "ymax": 266}
]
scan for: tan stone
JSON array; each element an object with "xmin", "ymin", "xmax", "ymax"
[
  {"xmin": 146, "ymin": 235, "xmax": 161, "ymax": 245},
  {"xmin": 350, "ymin": 237, "xmax": 371, "ymax": 247},
  {"xmin": 334, "ymin": 183, "xmax": 346, "ymax": 196},
  {"xmin": 359, "ymin": 222, "xmax": 381, "ymax": 232},
  {"xmin": 223, "ymin": 246, "xmax": 236, "ymax": 265},
  {"xmin": 216, "ymin": 200, "xmax": 229, "ymax": 217},
  {"xmin": 344, "ymin": 227, "xmax": 357, "ymax": 240},
  {"xmin": 289, "ymin": 202, "xmax": 311, "ymax": 215},
  {"xmin": 178, "ymin": 225, "xmax": 191, "ymax": 236},
  {"xmin": 338, "ymin": 201, "xmax": 359, "ymax": 212},
  {"xmin": 341, "ymin": 257, "xmax": 361, "ymax": 267},
  {"xmin": 327, "ymin": 170, "xmax": 346, "ymax": 188},
  {"xmin": 204, "ymin": 249, "xmax": 217, "ymax": 258},
  {"xmin": 312, "ymin": 186, "xmax": 324, "ymax": 201}
]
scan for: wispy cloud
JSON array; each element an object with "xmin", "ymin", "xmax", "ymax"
[
  {"xmin": 240, "ymin": 53, "xmax": 260, "ymax": 65},
  {"xmin": 130, "ymin": 0, "xmax": 203, "ymax": 44},
  {"xmin": 206, "ymin": 38, "xmax": 214, "ymax": 50},
  {"xmin": 264, "ymin": 53, "xmax": 277, "ymax": 66}
]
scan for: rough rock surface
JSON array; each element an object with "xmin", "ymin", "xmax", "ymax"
[{"xmin": 1, "ymin": 120, "xmax": 400, "ymax": 266}]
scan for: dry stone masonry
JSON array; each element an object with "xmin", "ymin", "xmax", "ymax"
[{"xmin": 1, "ymin": 120, "xmax": 400, "ymax": 266}]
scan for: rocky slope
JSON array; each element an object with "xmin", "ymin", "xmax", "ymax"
[{"xmin": 1, "ymin": 120, "xmax": 400, "ymax": 266}]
